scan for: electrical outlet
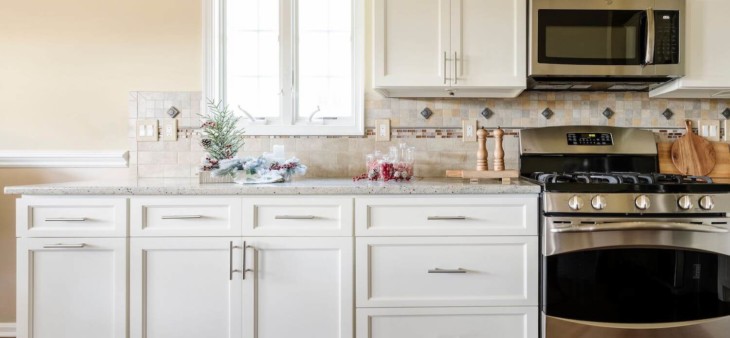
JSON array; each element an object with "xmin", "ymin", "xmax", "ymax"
[
  {"xmin": 162, "ymin": 119, "xmax": 178, "ymax": 141},
  {"xmin": 375, "ymin": 119, "xmax": 391, "ymax": 142},
  {"xmin": 698, "ymin": 119, "xmax": 721, "ymax": 142},
  {"xmin": 462, "ymin": 120, "xmax": 478, "ymax": 142},
  {"xmin": 136, "ymin": 119, "xmax": 159, "ymax": 142}
]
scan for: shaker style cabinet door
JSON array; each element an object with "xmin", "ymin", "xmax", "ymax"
[
  {"xmin": 16, "ymin": 238, "xmax": 127, "ymax": 338},
  {"xmin": 130, "ymin": 238, "xmax": 244, "ymax": 338},
  {"xmin": 243, "ymin": 237, "xmax": 354, "ymax": 338}
]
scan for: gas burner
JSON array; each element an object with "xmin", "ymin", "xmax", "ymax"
[{"xmin": 530, "ymin": 172, "xmax": 714, "ymax": 185}]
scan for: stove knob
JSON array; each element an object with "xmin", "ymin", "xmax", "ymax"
[
  {"xmin": 635, "ymin": 195, "xmax": 651, "ymax": 210},
  {"xmin": 678, "ymin": 195, "xmax": 693, "ymax": 210},
  {"xmin": 568, "ymin": 196, "xmax": 584, "ymax": 211},
  {"xmin": 591, "ymin": 195, "xmax": 607, "ymax": 210},
  {"xmin": 699, "ymin": 196, "xmax": 715, "ymax": 210}
]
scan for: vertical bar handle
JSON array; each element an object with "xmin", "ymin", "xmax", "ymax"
[
  {"xmin": 453, "ymin": 51, "xmax": 458, "ymax": 84},
  {"xmin": 443, "ymin": 51, "xmax": 448, "ymax": 84},
  {"xmin": 645, "ymin": 8, "xmax": 655, "ymax": 65},
  {"xmin": 229, "ymin": 241, "xmax": 234, "ymax": 281},
  {"xmin": 242, "ymin": 241, "xmax": 247, "ymax": 280}
]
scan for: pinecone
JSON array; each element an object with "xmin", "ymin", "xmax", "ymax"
[{"xmin": 201, "ymin": 139, "xmax": 212, "ymax": 147}]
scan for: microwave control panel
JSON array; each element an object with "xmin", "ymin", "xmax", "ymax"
[{"xmin": 653, "ymin": 10, "xmax": 680, "ymax": 65}]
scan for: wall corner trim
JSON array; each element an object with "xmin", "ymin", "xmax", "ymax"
[
  {"xmin": 0, "ymin": 322, "xmax": 16, "ymax": 337},
  {"xmin": 0, "ymin": 151, "xmax": 129, "ymax": 168}
]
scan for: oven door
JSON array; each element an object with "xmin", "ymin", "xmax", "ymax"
[
  {"xmin": 529, "ymin": 0, "xmax": 684, "ymax": 77},
  {"xmin": 542, "ymin": 216, "xmax": 730, "ymax": 338}
]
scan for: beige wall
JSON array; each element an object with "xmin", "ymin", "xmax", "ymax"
[{"xmin": 0, "ymin": 0, "xmax": 203, "ymax": 323}]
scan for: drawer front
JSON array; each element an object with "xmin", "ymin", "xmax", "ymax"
[
  {"xmin": 17, "ymin": 197, "xmax": 127, "ymax": 237},
  {"xmin": 355, "ymin": 195, "xmax": 538, "ymax": 236},
  {"xmin": 356, "ymin": 307, "xmax": 538, "ymax": 338},
  {"xmin": 356, "ymin": 237, "xmax": 538, "ymax": 307},
  {"xmin": 130, "ymin": 197, "xmax": 242, "ymax": 236},
  {"xmin": 243, "ymin": 197, "xmax": 353, "ymax": 236}
]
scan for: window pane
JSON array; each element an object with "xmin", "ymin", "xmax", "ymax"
[
  {"xmin": 226, "ymin": 0, "xmax": 280, "ymax": 118},
  {"xmin": 297, "ymin": 0, "xmax": 353, "ymax": 119}
]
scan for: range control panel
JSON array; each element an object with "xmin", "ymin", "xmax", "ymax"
[{"xmin": 567, "ymin": 133, "xmax": 614, "ymax": 146}]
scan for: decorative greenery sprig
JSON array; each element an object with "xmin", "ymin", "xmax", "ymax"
[{"xmin": 199, "ymin": 100, "xmax": 245, "ymax": 162}]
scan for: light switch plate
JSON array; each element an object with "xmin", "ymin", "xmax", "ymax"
[
  {"xmin": 698, "ymin": 119, "xmax": 721, "ymax": 142},
  {"xmin": 462, "ymin": 120, "xmax": 478, "ymax": 142},
  {"xmin": 162, "ymin": 119, "xmax": 178, "ymax": 141},
  {"xmin": 375, "ymin": 119, "xmax": 391, "ymax": 142},
  {"xmin": 136, "ymin": 119, "xmax": 159, "ymax": 142}
]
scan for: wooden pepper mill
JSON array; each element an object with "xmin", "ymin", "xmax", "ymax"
[
  {"xmin": 476, "ymin": 127, "xmax": 488, "ymax": 171},
  {"xmin": 493, "ymin": 127, "xmax": 505, "ymax": 171}
]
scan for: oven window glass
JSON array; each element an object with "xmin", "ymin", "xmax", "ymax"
[
  {"xmin": 538, "ymin": 10, "xmax": 646, "ymax": 65},
  {"xmin": 545, "ymin": 249, "xmax": 730, "ymax": 323}
]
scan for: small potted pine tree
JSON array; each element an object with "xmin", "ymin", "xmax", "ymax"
[{"xmin": 198, "ymin": 100, "xmax": 245, "ymax": 183}]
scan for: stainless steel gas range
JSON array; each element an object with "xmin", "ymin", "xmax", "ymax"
[{"xmin": 519, "ymin": 126, "xmax": 730, "ymax": 338}]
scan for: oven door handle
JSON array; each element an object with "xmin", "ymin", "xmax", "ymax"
[{"xmin": 551, "ymin": 221, "xmax": 728, "ymax": 233}]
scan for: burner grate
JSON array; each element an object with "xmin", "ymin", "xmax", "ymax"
[{"xmin": 530, "ymin": 172, "xmax": 713, "ymax": 185}]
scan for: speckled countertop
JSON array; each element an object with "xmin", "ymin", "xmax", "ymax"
[{"xmin": 4, "ymin": 177, "xmax": 541, "ymax": 195}]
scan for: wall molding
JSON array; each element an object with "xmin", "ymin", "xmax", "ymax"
[
  {"xmin": 0, "ymin": 323, "xmax": 16, "ymax": 337},
  {"xmin": 0, "ymin": 151, "xmax": 129, "ymax": 168}
]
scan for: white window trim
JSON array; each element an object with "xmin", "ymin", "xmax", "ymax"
[{"xmin": 203, "ymin": 0, "xmax": 365, "ymax": 136}]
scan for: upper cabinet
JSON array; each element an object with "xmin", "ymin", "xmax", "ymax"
[
  {"xmin": 373, "ymin": 0, "xmax": 526, "ymax": 98},
  {"xmin": 650, "ymin": 0, "xmax": 730, "ymax": 99}
]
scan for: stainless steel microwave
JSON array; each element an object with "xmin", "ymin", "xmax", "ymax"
[{"xmin": 529, "ymin": 0, "xmax": 685, "ymax": 91}]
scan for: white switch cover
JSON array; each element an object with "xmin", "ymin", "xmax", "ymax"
[
  {"xmin": 698, "ymin": 119, "xmax": 721, "ymax": 142},
  {"xmin": 462, "ymin": 120, "xmax": 478, "ymax": 142},
  {"xmin": 375, "ymin": 119, "xmax": 391, "ymax": 142},
  {"xmin": 136, "ymin": 119, "xmax": 159, "ymax": 142},
  {"xmin": 162, "ymin": 119, "xmax": 178, "ymax": 141}
]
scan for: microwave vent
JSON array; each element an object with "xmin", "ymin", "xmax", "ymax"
[
  {"xmin": 570, "ymin": 84, "xmax": 592, "ymax": 89},
  {"xmin": 608, "ymin": 84, "xmax": 650, "ymax": 91},
  {"xmin": 533, "ymin": 84, "xmax": 572, "ymax": 90}
]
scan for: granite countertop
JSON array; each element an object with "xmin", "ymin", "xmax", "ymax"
[{"xmin": 4, "ymin": 177, "xmax": 541, "ymax": 195}]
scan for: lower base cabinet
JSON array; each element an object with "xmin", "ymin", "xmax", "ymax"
[
  {"xmin": 357, "ymin": 307, "xmax": 538, "ymax": 338},
  {"xmin": 16, "ymin": 238, "xmax": 127, "ymax": 338},
  {"xmin": 130, "ymin": 237, "xmax": 353, "ymax": 338}
]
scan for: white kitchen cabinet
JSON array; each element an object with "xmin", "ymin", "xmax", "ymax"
[
  {"xmin": 16, "ymin": 196, "xmax": 127, "ymax": 237},
  {"xmin": 242, "ymin": 197, "xmax": 353, "ymax": 237},
  {"xmin": 16, "ymin": 238, "xmax": 127, "ymax": 338},
  {"xmin": 244, "ymin": 237, "xmax": 354, "ymax": 338},
  {"xmin": 357, "ymin": 307, "xmax": 538, "ymax": 338},
  {"xmin": 130, "ymin": 197, "xmax": 242, "ymax": 237},
  {"xmin": 130, "ymin": 237, "xmax": 244, "ymax": 338},
  {"xmin": 373, "ymin": 0, "xmax": 526, "ymax": 98},
  {"xmin": 650, "ymin": 0, "xmax": 730, "ymax": 98}
]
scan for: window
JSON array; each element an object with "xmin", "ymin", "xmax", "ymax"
[{"xmin": 205, "ymin": 0, "xmax": 364, "ymax": 135}]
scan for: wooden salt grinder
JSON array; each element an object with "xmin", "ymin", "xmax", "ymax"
[
  {"xmin": 476, "ymin": 127, "xmax": 488, "ymax": 171},
  {"xmin": 493, "ymin": 127, "xmax": 505, "ymax": 171}
]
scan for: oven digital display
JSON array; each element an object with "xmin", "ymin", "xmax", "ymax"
[{"xmin": 567, "ymin": 133, "xmax": 613, "ymax": 146}]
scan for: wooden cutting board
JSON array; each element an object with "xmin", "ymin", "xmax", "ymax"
[
  {"xmin": 659, "ymin": 142, "xmax": 730, "ymax": 179},
  {"xmin": 670, "ymin": 120, "xmax": 716, "ymax": 176}
]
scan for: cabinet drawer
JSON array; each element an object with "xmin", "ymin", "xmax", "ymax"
[
  {"xmin": 357, "ymin": 307, "xmax": 538, "ymax": 338},
  {"xmin": 243, "ymin": 197, "xmax": 353, "ymax": 236},
  {"xmin": 16, "ymin": 197, "xmax": 127, "ymax": 237},
  {"xmin": 130, "ymin": 197, "xmax": 242, "ymax": 236},
  {"xmin": 356, "ymin": 237, "xmax": 538, "ymax": 307},
  {"xmin": 355, "ymin": 195, "xmax": 538, "ymax": 236}
]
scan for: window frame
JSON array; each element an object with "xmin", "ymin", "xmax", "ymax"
[{"xmin": 203, "ymin": 0, "xmax": 365, "ymax": 136}]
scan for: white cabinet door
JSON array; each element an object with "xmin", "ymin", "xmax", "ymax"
[
  {"xmin": 373, "ymin": 0, "xmax": 450, "ymax": 88},
  {"xmin": 357, "ymin": 307, "xmax": 538, "ymax": 338},
  {"xmin": 244, "ymin": 237, "xmax": 353, "ymax": 338},
  {"xmin": 650, "ymin": 0, "xmax": 730, "ymax": 98},
  {"xmin": 16, "ymin": 238, "xmax": 127, "ymax": 338},
  {"xmin": 451, "ymin": 0, "xmax": 526, "ymax": 90},
  {"xmin": 130, "ymin": 238, "xmax": 243, "ymax": 338}
]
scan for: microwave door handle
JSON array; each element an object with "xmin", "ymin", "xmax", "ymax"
[
  {"xmin": 644, "ymin": 8, "xmax": 655, "ymax": 66},
  {"xmin": 551, "ymin": 221, "xmax": 729, "ymax": 233}
]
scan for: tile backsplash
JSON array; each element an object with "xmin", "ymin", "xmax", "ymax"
[{"xmin": 129, "ymin": 91, "xmax": 730, "ymax": 179}]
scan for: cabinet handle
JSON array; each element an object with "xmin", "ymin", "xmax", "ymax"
[
  {"xmin": 453, "ymin": 51, "xmax": 458, "ymax": 84},
  {"xmin": 161, "ymin": 215, "xmax": 203, "ymax": 220},
  {"xmin": 274, "ymin": 215, "xmax": 316, "ymax": 220},
  {"xmin": 44, "ymin": 218, "xmax": 86, "ymax": 222},
  {"xmin": 428, "ymin": 268, "xmax": 467, "ymax": 274},
  {"xmin": 443, "ymin": 51, "xmax": 448, "ymax": 84},
  {"xmin": 43, "ymin": 243, "xmax": 86, "ymax": 249},
  {"xmin": 229, "ymin": 241, "xmax": 234, "ymax": 280},
  {"xmin": 427, "ymin": 216, "xmax": 466, "ymax": 221},
  {"xmin": 243, "ymin": 244, "xmax": 255, "ymax": 280}
]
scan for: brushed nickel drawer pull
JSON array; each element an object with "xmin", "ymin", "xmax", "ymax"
[
  {"xmin": 428, "ymin": 268, "xmax": 467, "ymax": 274},
  {"xmin": 44, "ymin": 218, "xmax": 87, "ymax": 222},
  {"xmin": 427, "ymin": 216, "xmax": 466, "ymax": 221},
  {"xmin": 161, "ymin": 215, "xmax": 203, "ymax": 220},
  {"xmin": 274, "ymin": 215, "xmax": 316, "ymax": 220},
  {"xmin": 43, "ymin": 243, "xmax": 86, "ymax": 249}
]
